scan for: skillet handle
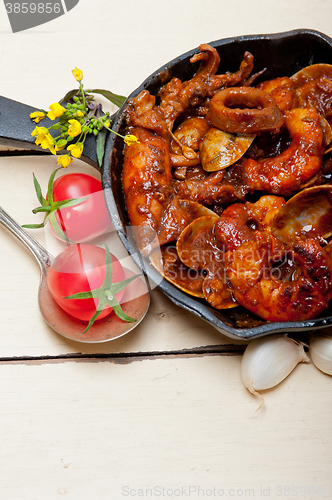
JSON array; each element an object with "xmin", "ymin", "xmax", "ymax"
[
  {"xmin": 0, "ymin": 95, "xmax": 43, "ymax": 151},
  {"xmin": 0, "ymin": 95, "xmax": 101, "ymax": 169}
]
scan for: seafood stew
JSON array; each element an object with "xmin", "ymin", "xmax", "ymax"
[{"xmin": 102, "ymin": 29, "xmax": 332, "ymax": 339}]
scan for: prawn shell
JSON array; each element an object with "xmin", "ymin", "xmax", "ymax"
[
  {"xmin": 176, "ymin": 214, "xmax": 220, "ymax": 270},
  {"xmin": 271, "ymin": 184, "xmax": 332, "ymax": 243},
  {"xmin": 149, "ymin": 245, "xmax": 205, "ymax": 298},
  {"xmin": 200, "ymin": 127, "xmax": 255, "ymax": 172}
]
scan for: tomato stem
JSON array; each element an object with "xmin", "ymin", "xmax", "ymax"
[{"xmin": 63, "ymin": 243, "xmax": 140, "ymax": 333}]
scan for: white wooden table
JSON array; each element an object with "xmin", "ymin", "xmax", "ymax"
[{"xmin": 0, "ymin": 2, "xmax": 332, "ymax": 499}]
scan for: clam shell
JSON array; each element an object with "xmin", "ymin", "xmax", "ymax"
[
  {"xmin": 149, "ymin": 245, "xmax": 205, "ymax": 298},
  {"xmin": 200, "ymin": 127, "xmax": 255, "ymax": 172},
  {"xmin": 271, "ymin": 185, "xmax": 332, "ymax": 243},
  {"xmin": 291, "ymin": 63, "xmax": 332, "ymax": 87},
  {"xmin": 176, "ymin": 215, "xmax": 220, "ymax": 270}
]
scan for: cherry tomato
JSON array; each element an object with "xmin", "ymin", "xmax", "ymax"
[
  {"xmin": 50, "ymin": 173, "xmax": 112, "ymax": 243},
  {"xmin": 47, "ymin": 244, "xmax": 125, "ymax": 322}
]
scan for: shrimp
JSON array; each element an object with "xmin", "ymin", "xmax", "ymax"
[
  {"xmin": 243, "ymin": 107, "xmax": 325, "ymax": 196},
  {"xmin": 215, "ymin": 195, "xmax": 286, "ymax": 254},
  {"xmin": 122, "ymin": 126, "xmax": 174, "ymax": 255},
  {"xmin": 226, "ymin": 236, "xmax": 332, "ymax": 322}
]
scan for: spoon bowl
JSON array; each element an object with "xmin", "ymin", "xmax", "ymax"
[{"xmin": 0, "ymin": 207, "xmax": 150, "ymax": 343}]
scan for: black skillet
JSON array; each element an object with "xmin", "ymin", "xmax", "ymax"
[{"xmin": 2, "ymin": 28, "xmax": 332, "ymax": 340}]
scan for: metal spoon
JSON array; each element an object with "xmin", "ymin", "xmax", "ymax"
[{"xmin": 0, "ymin": 206, "xmax": 150, "ymax": 343}]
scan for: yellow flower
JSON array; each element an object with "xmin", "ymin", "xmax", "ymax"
[
  {"xmin": 31, "ymin": 126, "xmax": 56, "ymax": 154},
  {"xmin": 31, "ymin": 125, "xmax": 47, "ymax": 138},
  {"xmin": 57, "ymin": 155, "xmax": 73, "ymax": 168},
  {"xmin": 67, "ymin": 142, "xmax": 84, "ymax": 159},
  {"xmin": 72, "ymin": 68, "xmax": 83, "ymax": 82},
  {"xmin": 67, "ymin": 119, "xmax": 82, "ymax": 138},
  {"xmin": 124, "ymin": 134, "xmax": 139, "ymax": 146},
  {"xmin": 76, "ymin": 110, "xmax": 84, "ymax": 118},
  {"xmin": 30, "ymin": 111, "xmax": 45, "ymax": 123},
  {"xmin": 47, "ymin": 102, "xmax": 66, "ymax": 120},
  {"xmin": 55, "ymin": 139, "xmax": 67, "ymax": 152}
]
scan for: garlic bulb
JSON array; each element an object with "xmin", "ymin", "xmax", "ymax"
[
  {"xmin": 309, "ymin": 332, "xmax": 332, "ymax": 376},
  {"xmin": 241, "ymin": 334, "xmax": 309, "ymax": 409}
]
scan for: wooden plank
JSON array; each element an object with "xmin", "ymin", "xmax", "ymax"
[{"xmin": 0, "ymin": 356, "xmax": 331, "ymax": 499}]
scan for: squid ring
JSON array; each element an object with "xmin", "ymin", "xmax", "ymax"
[{"xmin": 208, "ymin": 87, "xmax": 284, "ymax": 134}]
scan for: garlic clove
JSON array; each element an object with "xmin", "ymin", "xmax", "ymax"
[
  {"xmin": 309, "ymin": 331, "xmax": 332, "ymax": 376},
  {"xmin": 241, "ymin": 334, "xmax": 309, "ymax": 410}
]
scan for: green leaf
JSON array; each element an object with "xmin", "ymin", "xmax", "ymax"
[
  {"xmin": 49, "ymin": 212, "xmax": 75, "ymax": 244},
  {"xmin": 62, "ymin": 242, "xmax": 139, "ymax": 333},
  {"xmin": 33, "ymin": 173, "xmax": 47, "ymax": 206},
  {"xmin": 62, "ymin": 89, "xmax": 79, "ymax": 103},
  {"xmin": 22, "ymin": 223, "xmax": 45, "ymax": 229},
  {"xmin": 111, "ymin": 274, "xmax": 141, "ymax": 295},
  {"xmin": 96, "ymin": 128, "xmax": 107, "ymax": 168},
  {"xmin": 89, "ymin": 89, "xmax": 126, "ymax": 108},
  {"xmin": 50, "ymin": 123, "xmax": 61, "ymax": 130},
  {"xmin": 103, "ymin": 243, "xmax": 113, "ymax": 286},
  {"xmin": 63, "ymin": 290, "xmax": 96, "ymax": 300},
  {"xmin": 82, "ymin": 307, "xmax": 105, "ymax": 334},
  {"xmin": 47, "ymin": 167, "xmax": 62, "ymax": 204},
  {"xmin": 53, "ymin": 196, "xmax": 88, "ymax": 211},
  {"xmin": 112, "ymin": 303, "xmax": 136, "ymax": 323},
  {"xmin": 32, "ymin": 206, "xmax": 51, "ymax": 214}
]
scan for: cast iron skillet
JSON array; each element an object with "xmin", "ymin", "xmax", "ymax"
[{"xmin": 1, "ymin": 28, "xmax": 332, "ymax": 339}]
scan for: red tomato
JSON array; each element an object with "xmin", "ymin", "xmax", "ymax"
[
  {"xmin": 51, "ymin": 173, "xmax": 112, "ymax": 243},
  {"xmin": 47, "ymin": 244, "xmax": 125, "ymax": 322}
]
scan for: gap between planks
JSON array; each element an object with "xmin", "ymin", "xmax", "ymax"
[{"xmin": 0, "ymin": 344, "xmax": 245, "ymax": 366}]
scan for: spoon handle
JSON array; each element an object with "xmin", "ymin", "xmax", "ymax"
[{"xmin": 0, "ymin": 206, "xmax": 54, "ymax": 272}]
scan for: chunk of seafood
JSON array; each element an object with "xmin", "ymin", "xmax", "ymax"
[
  {"xmin": 122, "ymin": 126, "xmax": 173, "ymax": 255},
  {"xmin": 202, "ymin": 275, "xmax": 238, "ymax": 309},
  {"xmin": 291, "ymin": 64, "xmax": 332, "ymax": 117},
  {"xmin": 291, "ymin": 63, "xmax": 332, "ymax": 87},
  {"xmin": 176, "ymin": 214, "xmax": 237, "ymax": 309},
  {"xmin": 215, "ymin": 195, "xmax": 286, "ymax": 254},
  {"xmin": 256, "ymin": 76, "xmax": 298, "ymax": 113},
  {"xmin": 159, "ymin": 45, "xmax": 255, "ymax": 129},
  {"xmin": 226, "ymin": 236, "xmax": 332, "ymax": 322},
  {"xmin": 199, "ymin": 127, "xmax": 255, "ymax": 172},
  {"xmin": 171, "ymin": 116, "xmax": 210, "ymax": 152},
  {"xmin": 174, "ymin": 164, "xmax": 248, "ymax": 206},
  {"xmin": 244, "ymin": 107, "xmax": 325, "ymax": 196},
  {"xmin": 208, "ymin": 87, "xmax": 284, "ymax": 134},
  {"xmin": 271, "ymin": 184, "xmax": 332, "ymax": 242},
  {"xmin": 170, "ymin": 116, "xmax": 209, "ymax": 168},
  {"xmin": 157, "ymin": 198, "xmax": 218, "ymax": 247}
]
